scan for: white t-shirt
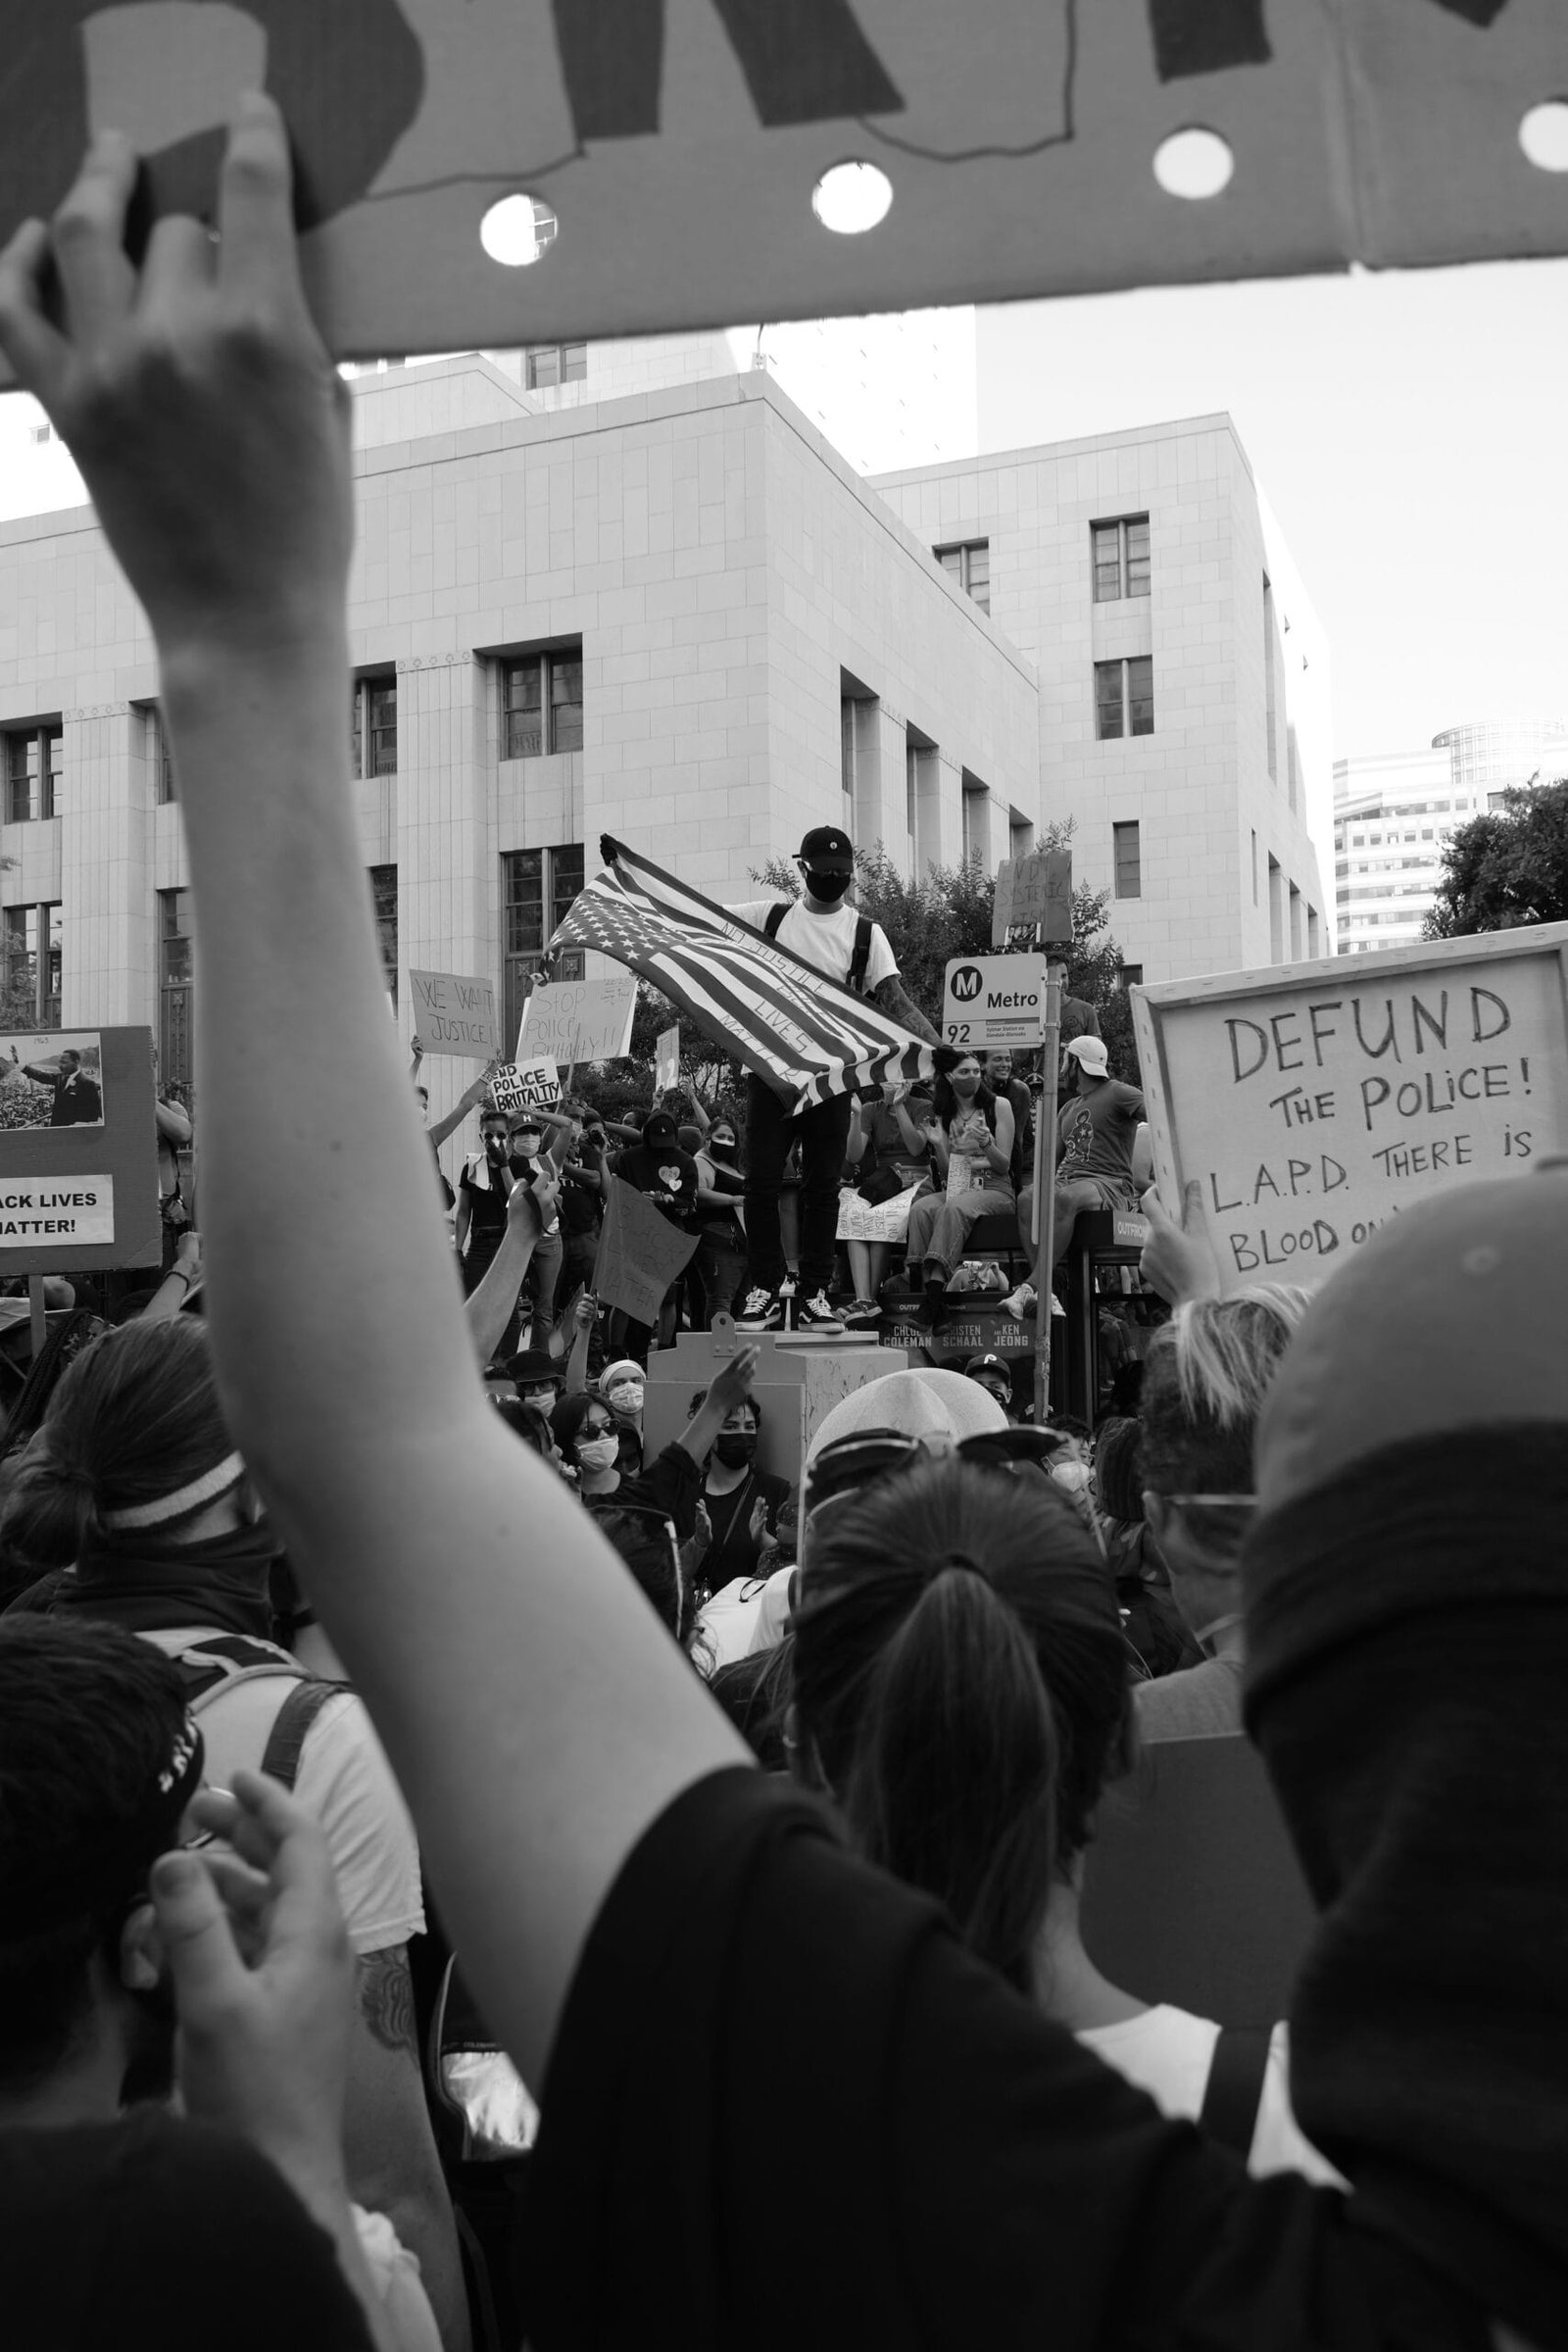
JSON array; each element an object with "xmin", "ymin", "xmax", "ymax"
[
  {"xmin": 730, "ymin": 899, "xmax": 898, "ymax": 994},
  {"xmin": 1077, "ymin": 2006, "xmax": 1343, "ymax": 2185},
  {"xmin": 143, "ymin": 1627, "xmax": 424, "ymax": 1956}
]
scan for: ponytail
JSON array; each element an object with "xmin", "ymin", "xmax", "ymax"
[
  {"xmin": 793, "ymin": 1458, "xmax": 1131, "ymax": 1996},
  {"xmin": 0, "ymin": 1318, "xmax": 234, "ymax": 1571},
  {"xmin": 844, "ymin": 1562, "xmax": 1057, "ymax": 1993}
]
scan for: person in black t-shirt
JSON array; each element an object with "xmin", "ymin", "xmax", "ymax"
[
  {"xmin": 28, "ymin": 121, "xmax": 1565, "ymax": 2352},
  {"xmin": 689, "ymin": 1390, "xmax": 792, "ymax": 1594},
  {"xmin": 607, "ymin": 1110, "xmax": 699, "ymax": 1358}
]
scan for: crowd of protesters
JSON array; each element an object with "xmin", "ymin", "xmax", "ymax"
[{"xmin": 0, "ymin": 105, "xmax": 1563, "ymax": 2352}]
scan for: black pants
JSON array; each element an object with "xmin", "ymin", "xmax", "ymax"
[{"xmin": 743, "ymin": 1074, "xmax": 852, "ymax": 1298}]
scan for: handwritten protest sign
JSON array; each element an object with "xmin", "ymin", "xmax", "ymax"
[
  {"xmin": 836, "ymin": 1179, "xmax": 925, "ymax": 1245},
  {"xmin": 654, "ymin": 1024, "xmax": 681, "ymax": 1098},
  {"xmin": 409, "ymin": 970, "xmax": 500, "ymax": 1059},
  {"xmin": 593, "ymin": 1176, "xmax": 698, "ymax": 1328},
  {"xmin": 517, "ymin": 975, "xmax": 637, "ymax": 1068},
  {"xmin": 1133, "ymin": 925, "xmax": 1568, "ymax": 1294},
  {"xmin": 992, "ymin": 852, "xmax": 1072, "ymax": 949},
  {"xmin": 9, "ymin": 10, "xmax": 1566, "ymax": 377},
  {"xmin": 489, "ymin": 1057, "xmax": 560, "ymax": 1116}
]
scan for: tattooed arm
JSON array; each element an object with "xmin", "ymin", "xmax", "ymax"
[
  {"xmin": 344, "ymin": 1946, "xmax": 470, "ymax": 2352},
  {"xmin": 871, "ymin": 972, "xmax": 940, "ymax": 1046}
]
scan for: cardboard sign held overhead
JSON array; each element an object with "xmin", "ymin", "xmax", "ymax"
[
  {"xmin": 654, "ymin": 1023, "xmax": 681, "ymax": 1098},
  {"xmin": 993, "ymin": 852, "xmax": 1073, "ymax": 951},
  {"xmin": 593, "ymin": 1175, "xmax": 698, "ymax": 1328},
  {"xmin": 517, "ymin": 974, "xmax": 637, "ymax": 1068},
  {"xmin": 409, "ymin": 969, "xmax": 501, "ymax": 1059},
  {"xmin": 489, "ymin": 1056, "xmax": 560, "ymax": 1115},
  {"xmin": 3, "ymin": 7, "xmax": 1566, "ymax": 372},
  {"xmin": 1132, "ymin": 925, "xmax": 1568, "ymax": 1296}
]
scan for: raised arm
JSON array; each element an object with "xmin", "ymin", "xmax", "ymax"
[
  {"xmin": 426, "ymin": 1061, "xmax": 497, "ymax": 1152},
  {"xmin": 0, "ymin": 108, "xmax": 746, "ymax": 2092},
  {"xmin": 465, "ymin": 1174, "xmax": 553, "ymax": 1366}
]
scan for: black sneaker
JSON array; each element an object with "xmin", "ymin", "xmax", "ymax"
[
  {"xmin": 840, "ymin": 1297, "xmax": 883, "ymax": 1328},
  {"xmin": 795, "ymin": 1289, "xmax": 845, "ymax": 1335},
  {"xmin": 735, "ymin": 1286, "xmax": 783, "ymax": 1331}
]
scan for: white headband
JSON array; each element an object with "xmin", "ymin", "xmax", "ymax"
[{"xmin": 102, "ymin": 1448, "xmax": 246, "ymax": 1532}]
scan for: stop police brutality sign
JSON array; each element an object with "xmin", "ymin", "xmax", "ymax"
[{"xmin": 943, "ymin": 955, "xmax": 1051, "ymax": 1048}]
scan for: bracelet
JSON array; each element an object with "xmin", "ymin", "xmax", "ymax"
[{"xmin": 167, "ymin": 1269, "xmax": 192, "ymax": 1291}]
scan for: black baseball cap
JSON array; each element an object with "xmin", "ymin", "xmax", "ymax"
[
  {"xmin": 643, "ymin": 1110, "xmax": 680, "ymax": 1149},
  {"xmin": 506, "ymin": 1349, "xmax": 563, "ymax": 1390},
  {"xmin": 799, "ymin": 826, "xmax": 854, "ymax": 870},
  {"xmin": 963, "ymin": 1352, "xmax": 1011, "ymax": 1382}
]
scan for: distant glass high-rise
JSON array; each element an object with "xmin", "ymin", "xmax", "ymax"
[{"xmin": 1333, "ymin": 717, "xmax": 1568, "ymax": 955}]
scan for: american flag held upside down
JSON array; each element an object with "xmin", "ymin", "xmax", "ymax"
[{"xmin": 545, "ymin": 838, "xmax": 933, "ymax": 1111}]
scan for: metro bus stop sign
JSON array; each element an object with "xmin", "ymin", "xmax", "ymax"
[{"xmin": 943, "ymin": 955, "xmax": 1051, "ymax": 1050}]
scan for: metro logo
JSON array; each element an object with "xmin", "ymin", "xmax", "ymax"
[{"xmin": 951, "ymin": 966, "xmax": 983, "ymax": 1002}]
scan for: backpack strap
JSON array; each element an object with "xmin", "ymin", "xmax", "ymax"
[
  {"xmin": 848, "ymin": 913, "xmax": 873, "ymax": 995},
  {"xmin": 763, "ymin": 903, "xmax": 788, "ymax": 941},
  {"xmin": 173, "ymin": 1633, "xmax": 305, "ymax": 1708},
  {"xmin": 259, "ymin": 1679, "xmax": 350, "ymax": 1793},
  {"xmin": 1200, "ymin": 2028, "xmax": 1272, "ymax": 2160}
]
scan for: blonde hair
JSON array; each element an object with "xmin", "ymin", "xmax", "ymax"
[{"xmin": 1165, "ymin": 1287, "xmax": 1309, "ymax": 1428}]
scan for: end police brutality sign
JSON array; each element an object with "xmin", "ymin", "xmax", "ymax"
[{"xmin": 944, "ymin": 956, "xmax": 1051, "ymax": 1048}]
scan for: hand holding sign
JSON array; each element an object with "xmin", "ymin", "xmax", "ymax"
[{"xmin": 1139, "ymin": 1180, "xmax": 1222, "ymax": 1308}]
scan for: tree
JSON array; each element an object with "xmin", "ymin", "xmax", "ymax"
[{"xmin": 1425, "ymin": 778, "xmax": 1568, "ymax": 938}]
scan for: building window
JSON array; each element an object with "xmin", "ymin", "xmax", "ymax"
[
  {"xmin": 2, "ymin": 904, "xmax": 62, "ymax": 1029},
  {"xmin": 4, "ymin": 723, "xmax": 62, "ymax": 823},
  {"xmin": 504, "ymin": 846, "xmax": 585, "ymax": 1047},
  {"xmin": 1092, "ymin": 514, "xmax": 1151, "ymax": 602},
  {"xmin": 525, "ymin": 343, "xmax": 587, "ymax": 389},
  {"xmin": 143, "ymin": 705, "xmax": 176, "ymax": 805},
  {"xmin": 936, "ymin": 540, "xmax": 990, "ymax": 615},
  {"xmin": 1251, "ymin": 828, "xmax": 1259, "ymax": 905},
  {"xmin": 502, "ymin": 648, "xmax": 584, "ymax": 759},
  {"xmin": 369, "ymin": 866, "xmax": 397, "ymax": 1006},
  {"xmin": 906, "ymin": 744, "xmax": 918, "ymax": 873},
  {"xmin": 1118, "ymin": 963, "xmax": 1144, "ymax": 990},
  {"xmin": 961, "ymin": 784, "xmax": 990, "ymax": 871},
  {"xmin": 1112, "ymin": 821, "xmax": 1142, "ymax": 900},
  {"xmin": 1095, "ymin": 657, "xmax": 1154, "ymax": 740},
  {"xmin": 159, "ymin": 888, "xmax": 194, "ymax": 1087},
  {"xmin": 350, "ymin": 675, "xmax": 398, "ymax": 776}
]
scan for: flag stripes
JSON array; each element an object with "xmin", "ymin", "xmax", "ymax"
[{"xmin": 546, "ymin": 838, "xmax": 934, "ymax": 1110}]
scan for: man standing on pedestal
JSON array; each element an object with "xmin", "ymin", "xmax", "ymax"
[{"xmin": 730, "ymin": 828, "xmax": 936, "ymax": 1335}]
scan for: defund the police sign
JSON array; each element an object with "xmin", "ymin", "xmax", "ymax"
[
  {"xmin": 943, "ymin": 956, "xmax": 1051, "ymax": 1049},
  {"xmin": 1132, "ymin": 925, "xmax": 1568, "ymax": 1296}
]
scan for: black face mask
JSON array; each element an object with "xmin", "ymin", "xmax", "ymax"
[
  {"xmin": 713, "ymin": 1433, "xmax": 758, "ymax": 1468},
  {"xmin": 804, "ymin": 869, "xmax": 852, "ymax": 904},
  {"xmin": 710, "ymin": 1139, "xmax": 736, "ymax": 1161}
]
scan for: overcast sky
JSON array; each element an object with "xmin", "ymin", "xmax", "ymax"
[{"xmin": 977, "ymin": 255, "xmax": 1568, "ymax": 764}]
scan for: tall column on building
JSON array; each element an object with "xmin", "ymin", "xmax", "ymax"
[
  {"xmin": 59, "ymin": 704, "xmax": 150, "ymax": 1029},
  {"xmin": 395, "ymin": 654, "xmax": 491, "ymax": 1134}
]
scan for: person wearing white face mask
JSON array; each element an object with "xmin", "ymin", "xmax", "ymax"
[
  {"xmin": 905, "ymin": 1053, "xmax": 1016, "ymax": 1331},
  {"xmin": 599, "ymin": 1359, "xmax": 646, "ymax": 1437}
]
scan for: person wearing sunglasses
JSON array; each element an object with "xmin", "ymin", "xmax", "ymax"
[{"xmin": 1135, "ymin": 1287, "xmax": 1308, "ymax": 1743}]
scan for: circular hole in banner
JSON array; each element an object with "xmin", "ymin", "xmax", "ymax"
[
  {"xmin": 1520, "ymin": 100, "xmax": 1568, "ymax": 172},
  {"xmin": 811, "ymin": 161, "xmax": 894, "ymax": 235},
  {"xmin": 479, "ymin": 194, "xmax": 560, "ymax": 267},
  {"xmin": 1152, "ymin": 127, "xmax": 1235, "ymax": 201}
]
